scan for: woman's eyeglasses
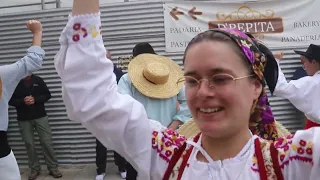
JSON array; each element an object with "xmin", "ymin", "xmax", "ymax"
[{"xmin": 177, "ymin": 74, "xmax": 255, "ymax": 90}]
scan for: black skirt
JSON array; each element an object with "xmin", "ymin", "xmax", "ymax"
[{"xmin": 0, "ymin": 131, "xmax": 11, "ymax": 158}]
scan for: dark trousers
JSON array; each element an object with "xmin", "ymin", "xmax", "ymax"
[
  {"xmin": 96, "ymin": 139, "xmax": 126, "ymax": 174},
  {"xmin": 126, "ymin": 163, "xmax": 137, "ymax": 180}
]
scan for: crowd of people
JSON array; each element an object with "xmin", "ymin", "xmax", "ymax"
[{"xmin": 0, "ymin": 0, "xmax": 319, "ymax": 180}]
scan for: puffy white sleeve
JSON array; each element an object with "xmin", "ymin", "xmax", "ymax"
[
  {"xmin": 273, "ymin": 62, "xmax": 320, "ymax": 123},
  {"xmin": 275, "ymin": 127, "xmax": 320, "ymax": 179},
  {"xmin": 54, "ymin": 13, "xmax": 173, "ymax": 179}
]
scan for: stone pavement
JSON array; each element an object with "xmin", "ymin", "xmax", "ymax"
[{"xmin": 20, "ymin": 164, "xmax": 123, "ymax": 180}]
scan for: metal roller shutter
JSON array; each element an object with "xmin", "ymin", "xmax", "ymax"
[{"xmin": 0, "ymin": 1, "xmax": 305, "ymax": 166}]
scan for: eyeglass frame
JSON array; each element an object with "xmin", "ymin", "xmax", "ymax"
[{"xmin": 176, "ymin": 74, "xmax": 256, "ymax": 89}]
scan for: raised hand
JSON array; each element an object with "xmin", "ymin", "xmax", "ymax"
[
  {"xmin": 26, "ymin": 20, "xmax": 42, "ymax": 35},
  {"xmin": 273, "ymin": 52, "xmax": 284, "ymax": 61},
  {"xmin": 26, "ymin": 20, "xmax": 42, "ymax": 46}
]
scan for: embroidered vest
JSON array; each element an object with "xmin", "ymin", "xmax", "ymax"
[{"xmin": 163, "ymin": 134, "xmax": 284, "ymax": 180}]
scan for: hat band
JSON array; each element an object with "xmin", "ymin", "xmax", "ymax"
[
  {"xmin": 142, "ymin": 73, "xmax": 156, "ymax": 85},
  {"xmin": 143, "ymin": 68, "xmax": 169, "ymax": 85}
]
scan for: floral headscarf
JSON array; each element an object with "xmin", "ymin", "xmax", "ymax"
[{"xmin": 209, "ymin": 28, "xmax": 279, "ymax": 141}]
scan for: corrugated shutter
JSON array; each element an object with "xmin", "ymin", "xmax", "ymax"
[{"xmin": 0, "ymin": 1, "xmax": 305, "ymax": 166}]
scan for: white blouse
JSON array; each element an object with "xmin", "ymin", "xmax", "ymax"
[{"xmin": 54, "ymin": 13, "xmax": 320, "ymax": 180}]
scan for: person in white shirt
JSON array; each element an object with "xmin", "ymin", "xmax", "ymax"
[
  {"xmin": 54, "ymin": 0, "xmax": 320, "ymax": 179},
  {"xmin": 273, "ymin": 44, "xmax": 320, "ymax": 129}
]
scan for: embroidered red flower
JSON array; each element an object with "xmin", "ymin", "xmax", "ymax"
[
  {"xmin": 284, "ymin": 145, "xmax": 289, "ymax": 151},
  {"xmin": 306, "ymin": 148, "xmax": 312, "ymax": 155},
  {"xmin": 165, "ymin": 150, "xmax": 172, "ymax": 157},
  {"xmin": 299, "ymin": 140, "xmax": 306, "ymax": 147},
  {"xmin": 152, "ymin": 131, "xmax": 158, "ymax": 136},
  {"xmin": 165, "ymin": 141, "xmax": 172, "ymax": 147},
  {"xmin": 73, "ymin": 23, "xmax": 81, "ymax": 31},
  {"xmin": 72, "ymin": 34, "xmax": 80, "ymax": 42},
  {"xmin": 280, "ymin": 154, "xmax": 285, "ymax": 161},
  {"xmin": 297, "ymin": 147, "xmax": 305, "ymax": 154}
]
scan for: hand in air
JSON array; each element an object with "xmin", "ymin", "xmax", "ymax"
[{"xmin": 26, "ymin": 20, "xmax": 42, "ymax": 35}]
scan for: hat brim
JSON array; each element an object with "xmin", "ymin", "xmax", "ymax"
[
  {"xmin": 294, "ymin": 50, "xmax": 313, "ymax": 59},
  {"xmin": 177, "ymin": 119, "xmax": 291, "ymax": 139},
  {"xmin": 128, "ymin": 54, "xmax": 184, "ymax": 99}
]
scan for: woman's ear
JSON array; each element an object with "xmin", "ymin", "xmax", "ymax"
[{"xmin": 253, "ymin": 78, "xmax": 263, "ymax": 99}]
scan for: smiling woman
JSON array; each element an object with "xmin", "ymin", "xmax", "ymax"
[
  {"xmin": 182, "ymin": 30, "xmax": 278, "ymax": 141},
  {"xmin": 55, "ymin": 0, "xmax": 320, "ymax": 179}
]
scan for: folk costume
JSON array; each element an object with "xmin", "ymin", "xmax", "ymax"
[{"xmin": 54, "ymin": 13, "xmax": 320, "ymax": 180}]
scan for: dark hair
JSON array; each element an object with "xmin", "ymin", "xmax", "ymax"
[
  {"xmin": 183, "ymin": 31, "xmax": 253, "ymax": 74},
  {"xmin": 132, "ymin": 42, "xmax": 156, "ymax": 57},
  {"xmin": 304, "ymin": 56, "xmax": 320, "ymax": 63}
]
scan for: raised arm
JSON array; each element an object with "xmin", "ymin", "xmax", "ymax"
[
  {"xmin": 0, "ymin": 20, "xmax": 44, "ymax": 98},
  {"xmin": 54, "ymin": 1, "xmax": 158, "ymax": 178}
]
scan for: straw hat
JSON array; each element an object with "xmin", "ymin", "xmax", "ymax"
[
  {"xmin": 128, "ymin": 53, "xmax": 184, "ymax": 99},
  {"xmin": 177, "ymin": 118, "xmax": 291, "ymax": 139}
]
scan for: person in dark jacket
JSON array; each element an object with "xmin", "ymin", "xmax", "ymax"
[
  {"xmin": 95, "ymin": 50, "xmax": 127, "ymax": 180},
  {"xmin": 9, "ymin": 74, "xmax": 62, "ymax": 180}
]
